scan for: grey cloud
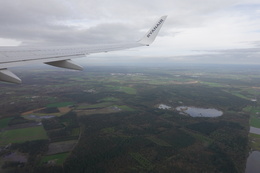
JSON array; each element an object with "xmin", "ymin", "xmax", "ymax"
[
  {"xmin": 0, "ymin": 0, "xmax": 151, "ymax": 45},
  {"xmin": 78, "ymin": 46, "xmax": 260, "ymax": 65},
  {"xmin": 0, "ymin": 0, "xmax": 246, "ymax": 42},
  {"xmin": 17, "ymin": 22, "xmax": 140, "ymax": 46},
  {"xmin": 0, "ymin": 1, "xmax": 73, "ymax": 25},
  {"xmin": 0, "ymin": 0, "xmax": 260, "ymax": 65},
  {"xmin": 174, "ymin": 47, "xmax": 260, "ymax": 64},
  {"xmin": 251, "ymin": 41, "xmax": 260, "ymax": 47},
  {"xmin": 205, "ymin": 47, "xmax": 260, "ymax": 53}
]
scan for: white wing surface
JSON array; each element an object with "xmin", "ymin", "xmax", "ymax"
[{"xmin": 0, "ymin": 16, "xmax": 167, "ymax": 84}]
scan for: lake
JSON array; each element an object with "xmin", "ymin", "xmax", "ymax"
[
  {"xmin": 28, "ymin": 115, "xmax": 55, "ymax": 119},
  {"xmin": 246, "ymin": 151, "xmax": 260, "ymax": 173},
  {"xmin": 176, "ymin": 106, "xmax": 223, "ymax": 117},
  {"xmin": 158, "ymin": 104, "xmax": 171, "ymax": 110},
  {"xmin": 250, "ymin": 127, "xmax": 260, "ymax": 135}
]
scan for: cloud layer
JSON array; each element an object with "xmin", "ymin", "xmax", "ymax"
[{"xmin": 0, "ymin": 0, "xmax": 260, "ymax": 64}]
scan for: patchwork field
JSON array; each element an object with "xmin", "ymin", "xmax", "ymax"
[
  {"xmin": 0, "ymin": 65, "xmax": 259, "ymax": 173},
  {"xmin": 41, "ymin": 152, "xmax": 70, "ymax": 165},
  {"xmin": 0, "ymin": 126, "xmax": 48, "ymax": 146},
  {"xmin": 46, "ymin": 140, "xmax": 78, "ymax": 155},
  {"xmin": 0, "ymin": 118, "xmax": 12, "ymax": 129}
]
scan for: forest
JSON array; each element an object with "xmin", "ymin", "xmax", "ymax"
[{"xmin": 0, "ymin": 65, "xmax": 259, "ymax": 173}]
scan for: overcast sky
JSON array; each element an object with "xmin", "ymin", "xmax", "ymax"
[{"xmin": 0, "ymin": 0, "xmax": 260, "ymax": 65}]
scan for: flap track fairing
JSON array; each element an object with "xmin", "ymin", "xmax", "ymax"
[{"xmin": 45, "ymin": 59, "xmax": 83, "ymax": 70}]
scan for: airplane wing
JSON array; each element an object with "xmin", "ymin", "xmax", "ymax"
[{"xmin": 0, "ymin": 16, "xmax": 167, "ymax": 84}]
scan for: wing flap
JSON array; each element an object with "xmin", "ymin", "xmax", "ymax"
[
  {"xmin": 0, "ymin": 54, "xmax": 86, "ymax": 69},
  {"xmin": 45, "ymin": 59, "xmax": 83, "ymax": 70},
  {"xmin": 0, "ymin": 69, "xmax": 21, "ymax": 84}
]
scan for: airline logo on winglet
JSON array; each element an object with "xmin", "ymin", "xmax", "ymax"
[{"xmin": 147, "ymin": 19, "xmax": 164, "ymax": 38}]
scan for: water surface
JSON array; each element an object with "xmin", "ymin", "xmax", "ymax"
[
  {"xmin": 176, "ymin": 106, "xmax": 223, "ymax": 117},
  {"xmin": 29, "ymin": 115, "xmax": 55, "ymax": 119},
  {"xmin": 246, "ymin": 151, "xmax": 260, "ymax": 173},
  {"xmin": 158, "ymin": 104, "xmax": 171, "ymax": 110},
  {"xmin": 250, "ymin": 127, "xmax": 260, "ymax": 135}
]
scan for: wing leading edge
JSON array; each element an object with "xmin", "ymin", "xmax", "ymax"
[{"xmin": 0, "ymin": 16, "xmax": 167, "ymax": 84}]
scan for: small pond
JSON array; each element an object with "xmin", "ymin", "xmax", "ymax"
[
  {"xmin": 250, "ymin": 127, "xmax": 260, "ymax": 135},
  {"xmin": 176, "ymin": 106, "xmax": 223, "ymax": 117},
  {"xmin": 158, "ymin": 104, "xmax": 171, "ymax": 110},
  {"xmin": 246, "ymin": 151, "xmax": 260, "ymax": 173},
  {"xmin": 28, "ymin": 115, "xmax": 55, "ymax": 119}
]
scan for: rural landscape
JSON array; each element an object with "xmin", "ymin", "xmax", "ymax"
[{"xmin": 0, "ymin": 64, "xmax": 259, "ymax": 173}]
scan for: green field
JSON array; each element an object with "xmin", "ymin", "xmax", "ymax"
[
  {"xmin": 114, "ymin": 105, "xmax": 136, "ymax": 111},
  {"xmin": 129, "ymin": 152, "xmax": 153, "ymax": 170},
  {"xmin": 71, "ymin": 127, "xmax": 80, "ymax": 136},
  {"xmin": 229, "ymin": 91, "xmax": 250, "ymax": 100},
  {"xmin": 0, "ymin": 126, "xmax": 48, "ymax": 146},
  {"xmin": 146, "ymin": 136, "xmax": 171, "ymax": 147},
  {"xmin": 243, "ymin": 106, "xmax": 253, "ymax": 112},
  {"xmin": 77, "ymin": 102, "xmax": 112, "ymax": 109},
  {"xmin": 185, "ymin": 130, "xmax": 212, "ymax": 144},
  {"xmin": 200, "ymin": 81, "xmax": 227, "ymax": 88},
  {"xmin": 249, "ymin": 133, "xmax": 260, "ymax": 138},
  {"xmin": 100, "ymin": 97, "xmax": 119, "ymax": 102},
  {"xmin": 107, "ymin": 85, "xmax": 137, "ymax": 95},
  {"xmin": 101, "ymin": 127, "xmax": 115, "ymax": 134},
  {"xmin": 244, "ymin": 106, "xmax": 260, "ymax": 128},
  {"xmin": 41, "ymin": 152, "xmax": 69, "ymax": 165},
  {"xmin": 0, "ymin": 117, "xmax": 12, "ymax": 129},
  {"xmin": 249, "ymin": 133, "xmax": 260, "ymax": 150},
  {"xmin": 148, "ymin": 80, "xmax": 170, "ymax": 85},
  {"xmin": 250, "ymin": 117, "xmax": 260, "ymax": 128},
  {"xmin": 47, "ymin": 102, "xmax": 74, "ymax": 108}
]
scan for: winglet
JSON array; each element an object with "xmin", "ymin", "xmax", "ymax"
[{"xmin": 138, "ymin": 15, "xmax": 167, "ymax": 46}]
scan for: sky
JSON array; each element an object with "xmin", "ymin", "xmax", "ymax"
[{"xmin": 0, "ymin": 0, "xmax": 260, "ymax": 65}]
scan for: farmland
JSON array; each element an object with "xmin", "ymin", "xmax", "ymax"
[
  {"xmin": 0, "ymin": 64, "xmax": 259, "ymax": 173},
  {"xmin": 0, "ymin": 126, "xmax": 48, "ymax": 146}
]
